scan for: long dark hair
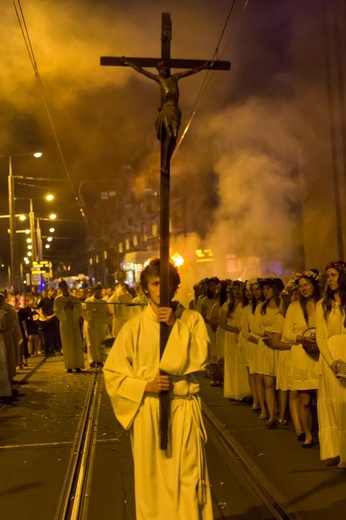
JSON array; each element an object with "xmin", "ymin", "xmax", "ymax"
[
  {"xmin": 249, "ymin": 281, "xmax": 265, "ymax": 314},
  {"xmin": 261, "ymin": 279, "xmax": 283, "ymax": 315},
  {"xmin": 297, "ymin": 276, "xmax": 321, "ymax": 324},
  {"xmin": 227, "ymin": 285, "xmax": 236, "ymax": 317},
  {"xmin": 322, "ymin": 264, "xmax": 346, "ymax": 324}
]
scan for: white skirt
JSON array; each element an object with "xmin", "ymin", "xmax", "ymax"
[{"xmin": 317, "ymin": 334, "xmax": 346, "ymax": 461}]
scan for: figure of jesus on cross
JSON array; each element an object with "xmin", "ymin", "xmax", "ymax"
[{"xmin": 121, "ymin": 57, "xmax": 213, "ymax": 174}]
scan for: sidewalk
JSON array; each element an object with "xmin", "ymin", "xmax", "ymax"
[{"xmin": 199, "ymin": 379, "xmax": 346, "ymax": 520}]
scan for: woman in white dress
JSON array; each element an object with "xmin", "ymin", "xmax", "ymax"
[
  {"xmin": 282, "ymin": 270, "xmax": 321, "ymax": 447},
  {"xmin": 246, "ymin": 280, "xmax": 265, "ymax": 412},
  {"xmin": 251, "ymin": 278, "xmax": 284, "ymax": 428},
  {"xmin": 316, "ymin": 261, "xmax": 346, "ymax": 469},
  {"xmin": 201, "ymin": 277, "xmax": 220, "ymax": 386}
]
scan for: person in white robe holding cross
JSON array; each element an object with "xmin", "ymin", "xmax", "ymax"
[{"xmin": 103, "ymin": 258, "xmax": 214, "ymax": 519}]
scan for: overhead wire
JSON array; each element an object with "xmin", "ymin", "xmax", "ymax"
[
  {"xmin": 13, "ymin": 0, "xmax": 87, "ymax": 222},
  {"xmin": 173, "ymin": 0, "xmax": 250, "ymax": 158}
]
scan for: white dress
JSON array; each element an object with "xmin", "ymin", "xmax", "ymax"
[
  {"xmin": 251, "ymin": 303, "xmax": 279, "ymax": 376},
  {"xmin": 103, "ymin": 304, "xmax": 213, "ymax": 520},
  {"xmin": 272, "ymin": 314, "xmax": 291, "ymax": 391},
  {"xmin": 316, "ymin": 300, "xmax": 346, "ymax": 461},
  {"xmin": 223, "ymin": 303, "xmax": 250, "ymax": 400},
  {"xmin": 201, "ymin": 297, "xmax": 219, "ymax": 363},
  {"xmin": 282, "ymin": 301, "xmax": 319, "ymax": 391},
  {"xmin": 237, "ymin": 303, "xmax": 249, "ymax": 366}
]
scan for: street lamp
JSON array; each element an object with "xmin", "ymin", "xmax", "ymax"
[
  {"xmin": 0, "ymin": 152, "xmax": 42, "ymax": 291},
  {"xmin": 15, "ymin": 193, "xmax": 54, "ymax": 265}
]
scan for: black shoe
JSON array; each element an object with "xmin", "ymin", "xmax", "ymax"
[
  {"xmin": 302, "ymin": 441, "xmax": 314, "ymax": 449},
  {"xmin": 297, "ymin": 432, "xmax": 306, "ymax": 442},
  {"xmin": 89, "ymin": 362, "xmax": 96, "ymax": 368},
  {"xmin": 75, "ymin": 368, "xmax": 82, "ymax": 373},
  {"xmin": 67, "ymin": 369, "xmax": 72, "ymax": 373}
]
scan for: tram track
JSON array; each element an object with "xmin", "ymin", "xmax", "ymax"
[
  {"xmin": 54, "ymin": 368, "xmax": 103, "ymax": 520},
  {"xmin": 203, "ymin": 403, "xmax": 295, "ymax": 520},
  {"xmin": 1, "ymin": 357, "xmax": 298, "ymax": 519}
]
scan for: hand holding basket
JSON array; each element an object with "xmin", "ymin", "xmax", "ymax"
[{"xmin": 301, "ymin": 327, "xmax": 319, "ymax": 356}]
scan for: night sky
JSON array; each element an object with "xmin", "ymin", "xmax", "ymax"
[{"xmin": 0, "ymin": 0, "xmax": 345, "ymax": 282}]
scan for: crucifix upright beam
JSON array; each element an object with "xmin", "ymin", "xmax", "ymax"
[{"xmin": 101, "ymin": 13, "xmax": 230, "ymax": 450}]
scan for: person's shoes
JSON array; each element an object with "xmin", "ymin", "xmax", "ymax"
[
  {"xmin": 297, "ymin": 432, "xmax": 306, "ymax": 442},
  {"xmin": 325, "ymin": 456, "xmax": 339, "ymax": 466},
  {"xmin": 266, "ymin": 418, "xmax": 277, "ymax": 429},
  {"xmin": 337, "ymin": 461, "xmax": 346, "ymax": 469},
  {"xmin": 89, "ymin": 362, "xmax": 96, "ymax": 368},
  {"xmin": 75, "ymin": 368, "xmax": 82, "ymax": 373},
  {"xmin": 67, "ymin": 369, "xmax": 72, "ymax": 373},
  {"xmin": 259, "ymin": 412, "xmax": 268, "ymax": 420},
  {"xmin": 278, "ymin": 419, "xmax": 289, "ymax": 426},
  {"xmin": 302, "ymin": 441, "xmax": 314, "ymax": 449}
]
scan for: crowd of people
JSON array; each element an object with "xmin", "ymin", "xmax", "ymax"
[
  {"xmin": 1, "ymin": 258, "xmax": 346, "ymax": 518},
  {"xmin": 0, "ymin": 280, "xmax": 148, "ymax": 400},
  {"xmin": 1, "ymin": 260, "xmax": 346, "ymax": 469},
  {"xmin": 190, "ymin": 261, "xmax": 346, "ymax": 470}
]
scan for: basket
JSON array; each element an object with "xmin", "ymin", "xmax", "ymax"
[
  {"xmin": 336, "ymin": 360, "xmax": 346, "ymax": 379},
  {"xmin": 301, "ymin": 327, "xmax": 319, "ymax": 356}
]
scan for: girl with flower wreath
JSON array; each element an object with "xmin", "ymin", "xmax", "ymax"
[
  {"xmin": 221, "ymin": 281, "xmax": 249, "ymax": 400},
  {"xmin": 316, "ymin": 261, "xmax": 346, "ymax": 469},
  {"xmin": 251, "ymin": 278, "xmax": 284, "ymax": 428},
  {"xmin": 281, "ymin": 270, "xmax": 321, "ymax": 447},
  {"xmin": 201, "ymin": 277, "xmax": 220, "ymax": 386},
  {"xmin": 241, "ymin": 279, "xmax": 265, "ymax": 410}
]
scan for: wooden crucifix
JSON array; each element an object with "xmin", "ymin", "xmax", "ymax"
[{"xmin": 101, "ymin": 12, "xmax": 230, "ymax": 450}]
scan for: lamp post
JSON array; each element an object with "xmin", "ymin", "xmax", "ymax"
[
  {"xmin": 7, "ymin": 156, "xmax": 19, "ymax": 291},
  {"xmin": 1, "ymin": 152, "xmax": 42, "ymax": 291}
]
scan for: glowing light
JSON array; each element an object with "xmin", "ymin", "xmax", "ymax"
[
  {"xmin": 33, "ymin": 152, "xmax": 42, "ymax": 158},
  {"xmin": 49, "ymin": 227, "xmax": 55, "ymax": 233},
  {"xmin": 18, "ymin": 215, "xmax": 26, "ymax": 221},
  {"xmin": 45, "ymin": 194, "xmax": 54, "ymax": 201},
  {"xmin": 25, "ymin": 229, "xmax": 30, "ymax": 234},
  {"xmin": 47, "ymin": 237, "xmax": 53, "ymax": 242},
  {"xmin": 27, "ymin": 245, "xmax": 32, "ymax": 250},
  {"xmin": 171, "ymin": 252, "xmax": 184, "ymax": 267},
  {"xmin": 49, "ymin": 213, "xmax": 57, "ymax": 220},
  {"xmin": 45, "ymin": 244, "xmax": 50, "ymax": 249},
  {"xmin": 27, "ymin": 251, "xmax": 32, "ymax": 256}
]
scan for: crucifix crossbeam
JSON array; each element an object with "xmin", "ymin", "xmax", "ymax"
[
  {"xmin": 101, "ymin": 56, "xmax": 230, "ymax": 70},
  {"xmin": 101, "ymin": 12, "xmax": 230, "ymax": 451}
]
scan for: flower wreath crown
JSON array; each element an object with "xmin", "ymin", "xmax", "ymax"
[
  {"xmin": 325, "ymin": 261, "xmax": 346, "ymax": 272},
  {"xmin": 292, "ymin": 270, "xmax": 320, "ymax": 283}
]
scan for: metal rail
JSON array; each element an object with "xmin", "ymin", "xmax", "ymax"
[{"xmin": 53, "ymin": 369, "xmax": 102, "ymax": 520}]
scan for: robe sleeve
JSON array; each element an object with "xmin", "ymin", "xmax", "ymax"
[
  {"xmin": 159, "ymin": 310, "xmax": 210, "ymax": 375},
  {"xmin": 103, "ymin": 322, "xmax": 147, "ymax": 430}
]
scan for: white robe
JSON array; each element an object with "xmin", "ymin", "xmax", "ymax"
[
  {"xmin": 316, "ymin": 300, "xmax": 346, "ymax": 461},
  {"xmin": 82, "ymin": 296, "xmax": 112, "ymax": 364},
  {"xmin": 54, "ymin": 295, "xmax": 84, "ymax": 369},
  {"xmin": 103, "ymin": 304, "xmax": 214, "ymax": 520}
]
